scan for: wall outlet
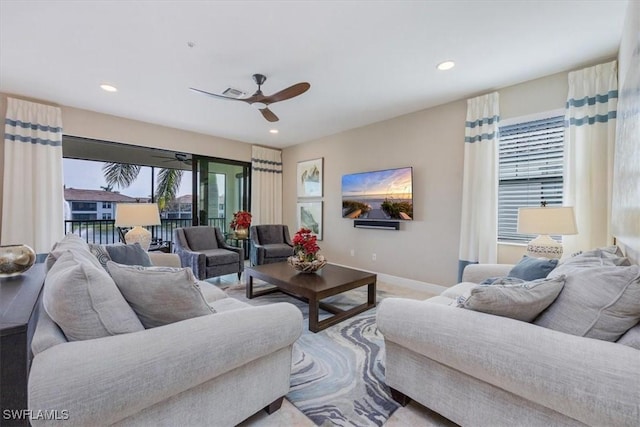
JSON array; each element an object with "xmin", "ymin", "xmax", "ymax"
[
  {"xmin": 372, "ymin": 253, "xmax": 377, "ymax": 261},
  {"xmin": 350, "ymin": 249, "xmax": 355, "ymax": 256}
]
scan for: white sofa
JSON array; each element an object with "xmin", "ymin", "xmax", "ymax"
[
  {"xmin": 28, "ymin": 236, "xmax": 303, "ymax": 426},
  {"xmin": 377, "ymin": 262, "xmax": 640, "ymax": 427}
]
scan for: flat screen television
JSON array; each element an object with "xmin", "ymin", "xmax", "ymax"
[{"xmin": 341, "ymin": 166, "xmax": 413, "ymax": 221}]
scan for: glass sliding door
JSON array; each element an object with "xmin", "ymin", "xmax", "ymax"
[{"xmin": 192, "ymin": 157, "xmax": 250, "ymax": 235}]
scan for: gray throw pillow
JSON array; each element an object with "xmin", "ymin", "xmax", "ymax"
[
  {"xmin": 107, "ymin": 261, "xmax": 215, "ymax": 328},
  {"xmin": 549, "ymin": 249, "xmax": 631, "ymax": 279},
  {"xmin": 105, "ymin": 243, "xmax": 152, "ymax": 266},
  {"xmin": 457, "ymin": 276, "xmax": 566, "ymax": 322},
  {"xmin": 508, "ymin": 255, "xmax": 558, "ymax": 281},
  {"xmin": 535, "ymin": 265, "xmax": 640, "ymax": 341},
  {"xmin": 43, "ymin": 250, "xmax": 144, "ymax": 341}
]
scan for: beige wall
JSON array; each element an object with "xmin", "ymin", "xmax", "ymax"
[{"xmin": 283, "ymin": 70, "xmax": 574, "ymax": 285}]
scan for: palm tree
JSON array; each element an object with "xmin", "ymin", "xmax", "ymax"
[{"xmin": 102, "ymin": 163, "xmax": 183, "ymax": 211}]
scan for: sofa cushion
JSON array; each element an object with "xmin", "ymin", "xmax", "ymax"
[
  {"xmin": 508, "ymin": 255, "xmax": 558, "ymax": 281},
  {"xmin": 43, "ymin": 251, "xmax": 144, "ymax": 341},
  {"xmin": 263, "ymin": 243, "xmax": 294, "ymax": 258},
  {"xmin": 107, "ymin": 261, "xmax": 215, "ymax": 328},
  {"xmin": 440, "ymin": 282, "xmax": 476, "ymax": 299},
  {"xmin": 535, "ymin": 265, "xmax": 640, "ymax": 341},
  {"xmin": 198, "ymin": 280, "xmax": 229, "ymax": 303},
  {"xmin": 105, "ymin": 243, "xmax": 152, "ymax": 266},
  {"xmin": 617, "ymin": 322, "xmax": 640, "ymax": 350},
  {"xmin": 183, "ymin": 227, "xmax": 218, "ymax": 251},
  {"xmin": 457, "ymin": 276, "xmax": 566, "ymax": 322},
  {"xmin": 199, "ymin": 248, "xmax": 239, "ymax": 266},
  {"xmin": 208, "ymin": 297, "xmax": 252, "ymax": 313}
]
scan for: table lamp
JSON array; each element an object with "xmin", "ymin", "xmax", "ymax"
[
  {"xmin": 517, "ymin": 205, "xmax": 577, "ymax": 259},
  {"xmin": 114, "ymin": 203, "xmax": 161, "ymax": 251}
]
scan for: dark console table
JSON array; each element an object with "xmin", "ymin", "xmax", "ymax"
[{"xmin": 0, "ymin": 263, "xmax": 46, "ymax": 426}]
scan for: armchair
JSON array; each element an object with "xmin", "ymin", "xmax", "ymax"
[
  {"xmin": 249, "ymin": 224, "xmax": 294, "ymax": 266},
  {"xmin": 173, "ymin": 226, "xmax": 243, "ymax": 280}
]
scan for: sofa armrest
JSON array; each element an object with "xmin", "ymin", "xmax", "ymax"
[
  {"xmin": 461, "ymin": 263, "xmax": 513, "ymax": 283},
  {"xmin": 29, "ymin": 303, "xmax": 303, "ymax": 426},
  {"xmin": 377, "ymin": 298, "xmax": 640, "ymax": 427},
  {"xmin": 148, "ymin": 252, "xmax": 181, "ymax": 268}
]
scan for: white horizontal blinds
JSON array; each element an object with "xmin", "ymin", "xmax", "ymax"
[{"xmin": 498, "ymin": 115, "xmax": 565, "ymax": 243}]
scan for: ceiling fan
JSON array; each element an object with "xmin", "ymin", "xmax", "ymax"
[
  {"xmin": 189, "ymin": 74, "xmax": 310, "ymax": 122},
  {"xmin": 151, "ymin": 152, "xmax": 192, "ymax": 167}
]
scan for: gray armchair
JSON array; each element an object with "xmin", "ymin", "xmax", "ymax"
[
  {"xmin": 173, "ymin": 226, "xmax": 243, "ymax": 279},
  {"xmin": 249, "ymin": 224, "xmax": 294, "ymax": 266}
]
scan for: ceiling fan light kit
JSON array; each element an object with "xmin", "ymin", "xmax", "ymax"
[{"xmin": 190, "ymin": 73, "xmax": 310, "ymax": 122}]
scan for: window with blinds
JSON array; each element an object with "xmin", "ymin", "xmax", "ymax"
[{"xmin": 498, "ymin": 114, "xmax": 565, "ymax": 243}]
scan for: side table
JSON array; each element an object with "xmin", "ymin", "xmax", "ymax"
[{"xmin": 0, "ymin": 263, "xmax": 46, "ymax": 426}]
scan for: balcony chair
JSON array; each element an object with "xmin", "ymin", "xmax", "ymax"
[
  {"xmin": 249, "ymin": 224, "xmax": 294, "ymax": 266},
  {"xmin": 173, "ymin": 226, "xmax": 243, "ymax": 280}
]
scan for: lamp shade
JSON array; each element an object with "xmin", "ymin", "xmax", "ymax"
[
  {"xmin": 517, "ymin": 206, "xmax": 577, "ymax": 235},
  {"xmin": 114, "ymin": 203, "xmax": 161, "ymax": 227}
]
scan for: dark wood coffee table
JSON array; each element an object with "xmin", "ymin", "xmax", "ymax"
[{"xmin": 245, "ymin": 262, "xmax": 377, "ymax": 332}]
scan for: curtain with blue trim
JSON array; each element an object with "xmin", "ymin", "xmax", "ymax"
[
  {"xmin": 251, "ymin": 145, "xmax": 282, "ymax": 225},
  {"xmin": 1, "ymin": 98, "xmax": 64, "ymax": 253},
  {"xmin": 458, "ymin": 92, "xmax": 499, "ymax": 281},
  {"xmin": 564, "ymin": 61, "xmax": 618, "ymax": 254}
]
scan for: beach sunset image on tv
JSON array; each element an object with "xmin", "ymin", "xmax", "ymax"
[{"xmin": 341, "ymin": 167, "xmax": 413, "ymax": 220}]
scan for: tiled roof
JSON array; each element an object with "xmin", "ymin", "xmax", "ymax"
[
  {"xmin": 64, "ymin": 188, "xmax": 148, "ymax": 203},
  {"xmin": 175, "ymin": 194, "xmax": 192, "ymax": 203}
]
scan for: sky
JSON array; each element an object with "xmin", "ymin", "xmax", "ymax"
[
  {"xmin": 341, "ymin": 167, "xmax": 413, "ymax": 198},
  {"xmin": 63, "ymin": 158, "xmax": 192, "ymax": 198}
]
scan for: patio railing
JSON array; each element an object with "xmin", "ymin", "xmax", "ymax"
[{"xmin": 64, "ymin": 217, "xmax": 227, "ymax": 249}]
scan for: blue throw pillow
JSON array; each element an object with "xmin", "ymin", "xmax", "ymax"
[
  {"xmin": 105, "ymin": 243, "xmax": 152, "ymax": 267},
  {"xmin": 508, "ymin": 255, "xmax": 558, "ymax": 281}
]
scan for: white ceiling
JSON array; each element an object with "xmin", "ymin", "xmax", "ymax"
[{"xmin": 0, "ymin": 1, "xmax": 628, "ymax": 148}]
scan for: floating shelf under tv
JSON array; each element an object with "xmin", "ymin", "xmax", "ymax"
[{"xmin": 353, "ymin": 220, "xmax": 400, "ymax": 230}]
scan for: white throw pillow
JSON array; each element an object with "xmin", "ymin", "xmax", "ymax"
[
  {"xmin": 43, "ymin": 250, "xmax": 144, "ymax": 341},
  {"xmin": 457, "ymin": 276, "xmax": 566, "ymax": 322},
  {"xmin": 535, "ymin": 265, "xmax": 640, "ymax": 341},
  {"xmin": 107, "ymin": 262, "xmax": 215, "ymax": 328}
]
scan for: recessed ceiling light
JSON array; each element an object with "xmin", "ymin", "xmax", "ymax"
[
  {"xmin": 100, "ymin": 84, "xmax": 118, "ymax": 92},
  {"xmin": 436, "ymin": 60, "xmax": 455, "ymax": 71},
  {"xmin": 269, "ymin": 129, "xmax": 279, "ymax": 134}
]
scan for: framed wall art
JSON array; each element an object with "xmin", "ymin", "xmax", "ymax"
[
  {"xmin": 297, "ymin": 201, "xmax": 323, "ymax": 240},
  {"xmin": 297, "ymin": 158, "xmax": 323, "ymax": 198}
]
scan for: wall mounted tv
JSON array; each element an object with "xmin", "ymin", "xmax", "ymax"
[{"xmin": 341, "ymin": 166, "xmax": 413, "ymax": 221}]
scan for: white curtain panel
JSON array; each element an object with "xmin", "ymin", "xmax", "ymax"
[
  {"xmin": 564, "ymin": 61, "xmax": 618, "ymax": 254},
  {"xmin": 250, "ymin": 145, "xmax": 283, "ymax": 225},
  {"xmin": 458, "ymin": 92, "xmax": 499, "ymax": 281},
  {"xmin": 1, "ymin": 98, "xmax": 64, "ymax": 253}
]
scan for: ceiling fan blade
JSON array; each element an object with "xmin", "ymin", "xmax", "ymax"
[
  {"xmin": 260, "ymin": 107, "xmax": 279, "ymax": 122},
  {"xmin": 263, "ymin": 82, "xmax": 310, "ymax": 104},
  {"xmin": 189, "ymin": 87, "xmax": 254, "ymax": 102}
]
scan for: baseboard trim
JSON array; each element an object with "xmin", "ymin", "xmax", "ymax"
[{"xmin": 329, "ymin": 262, "xmax": 447, "ymax": 295}]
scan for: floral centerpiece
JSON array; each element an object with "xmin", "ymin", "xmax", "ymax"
[
  {"xmin": 230, "ymin": 210, "xmax": 251, "ymax": 238},
  {"xmin": 288, "ymin": 227, "xmax": 326, "ymax": 273}
]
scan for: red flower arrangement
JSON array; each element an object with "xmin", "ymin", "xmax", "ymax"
[
  {"xmin": 292, "ymin": 228, "xmax": 320, "ymax": 262},
  {"xmin": 230, "ymin": 211, "xmax": 252, "ymax": 230}
]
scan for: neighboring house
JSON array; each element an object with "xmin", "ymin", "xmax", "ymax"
[
  {"xmin": 64, "ymin": 188, "xmax": 146, "ymax": 220},
  {"xmin": 163, "ymin": 194, "xmax": 193, "ymax": 220}
]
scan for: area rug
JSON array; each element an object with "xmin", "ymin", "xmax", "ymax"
[{"xmin": 222, "ymin": 281, "xmax": 433, "ymax": 426}]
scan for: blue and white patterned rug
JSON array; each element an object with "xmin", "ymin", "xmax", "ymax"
[{"xmin": 223, "ymin": 282, "xmax": 406, "ymax": 426}]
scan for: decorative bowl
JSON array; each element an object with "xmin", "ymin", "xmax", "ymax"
[
  {"xmin": 0, "ymin": 244, "xmax": 37, "ymax": 277},
  {"xmin": 287, "ymin": 255, "xmax": 327, "ymax": 273}
]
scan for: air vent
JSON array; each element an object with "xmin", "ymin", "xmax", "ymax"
[{"xmin": 222, "ymin": 88, "xmax": 245, "ymax": 98}]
